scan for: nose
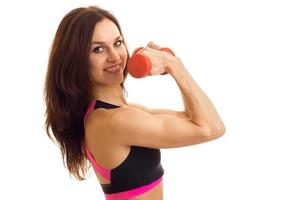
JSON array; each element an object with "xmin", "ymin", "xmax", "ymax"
[{"xmin": 107, "ymin": 48, "xmax": 120, "ymax": 62}]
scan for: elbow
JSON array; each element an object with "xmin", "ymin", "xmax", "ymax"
[
  {"xmin": 215, "ymin": 124, "xmax": 226, "ymax": 137},
  {"xmin": 206, "ymin": 124, "xmax": 226, "ymax": 140},
  {"xmin": 193, "ymin": 121, "xmax": 226, "ymax": 144}
]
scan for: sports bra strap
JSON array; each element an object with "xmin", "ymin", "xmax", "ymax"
[
  {"xmin": 84, "ymin": 100, "xmax": 97, "ymax": 126},
  {"xmin": 84, "ymin": 100, "xmax": 111, "ymax": 181},
  {"xmin": 85, "ymin": 147, "xmax": 111, "ymax": 181}
]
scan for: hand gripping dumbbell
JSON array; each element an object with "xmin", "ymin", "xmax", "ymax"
[{"xmin": 128, "ymin": 47, "xmax": 175, "ymax": 78}]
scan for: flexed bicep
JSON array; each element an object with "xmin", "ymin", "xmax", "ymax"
[{"xmin": 108, "ymin": 107, "xmax": 214, "ymax": 149}]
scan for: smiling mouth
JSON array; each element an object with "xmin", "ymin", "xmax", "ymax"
[{"xmin": 104, "ymin": 64, "xmax": 121, "ymax": 73}]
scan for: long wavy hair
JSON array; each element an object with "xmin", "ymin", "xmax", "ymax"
[{"xmin": 44, "ymin": 6, "xmax": 129, "ymax": 180}]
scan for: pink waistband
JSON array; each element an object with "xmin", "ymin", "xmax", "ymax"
[{"xmin": 105, "ymin": 176, "xmax": 163, "ymax": 200}]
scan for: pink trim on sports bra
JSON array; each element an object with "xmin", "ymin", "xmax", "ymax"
[
  {"xmin": 84, "ymin": 100, "xmax": 111, "ymax": 180},
  {"xmin": 104, "ymin": 176, "xmax": 163, "ymax": 200},
  {"xmin": 84, "ymin": 100, "xmax": 97, "ymax": 125},
  {"xmin": 85, "ymin": 147, "xmax": 111, "ymax": 181}
]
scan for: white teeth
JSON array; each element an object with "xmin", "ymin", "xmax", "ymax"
[{"xmin": 105, "ymin": 65, "xmax": 120, "ymax": 73}]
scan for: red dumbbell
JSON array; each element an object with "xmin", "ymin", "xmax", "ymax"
[{"xmin": 128, "ymin": 47, "xmax": 175, "ymax": 78}]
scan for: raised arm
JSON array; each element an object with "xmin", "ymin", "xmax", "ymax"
[
  {"xmin": 105, "ymin": 107, "xmax": 214, "ymax": 149},
  {"xmin": 145, "ymin": 42, "xmax": 225, "ymax": 135},
  {"xmin": 166, "ymin": 57, "xmax": 225, "ymax": 136},
  {"xmin": 130, "ymin": 42, "xmax": 225, "ymax": 136},
  {"xmin": 91, "ymin": 44, "xmax": 225, "ymax": 149}
]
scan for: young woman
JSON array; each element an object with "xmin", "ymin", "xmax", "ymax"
[{"xmin": 44, "ymin": 6, "xmax": 225, "ymax": 200}]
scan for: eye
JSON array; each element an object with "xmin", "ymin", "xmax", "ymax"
[
  {"xmin": 93, "ymin": 46, "xmax": 104, "ymax": 53},
  {"xmin": 114, "ymin": 40, "xmax": 123, "ymax": 47}
]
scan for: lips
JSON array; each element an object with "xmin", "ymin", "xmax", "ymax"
[{"xmin": 104, "ymin": 64, "xmax": 121, "ymax": 73}]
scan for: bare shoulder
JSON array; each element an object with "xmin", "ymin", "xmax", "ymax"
[
  {"xmin": 84, "ymin": 107, "xmax": 124, "ymax": 140},
  {"xmin": 85, "ymin": 106, "xmax": 146, "ymax": 148},
  {"xmin": 85, "ymin": 106, "xmax": 144, "ymax": 136},
  {"xmin": 85, "ymin": 107, "xmax": 115, "ymax": 128}
]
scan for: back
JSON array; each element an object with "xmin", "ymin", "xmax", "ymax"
[{"xmin": 84, "ymin": 99, "xmax": 164, "ymax": 200}]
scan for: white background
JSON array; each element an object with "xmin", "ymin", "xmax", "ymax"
[{"xmin": 0, "ymin": 0, "xmax": 299, "ymax": 199}]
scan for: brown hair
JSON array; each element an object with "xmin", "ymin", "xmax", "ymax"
[{"xmin": 44, "ymin": 6, "xmax": 129, "ymax": 180}]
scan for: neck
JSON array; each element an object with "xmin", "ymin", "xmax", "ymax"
[{"xmin": 90, "ymin": 84, "xmax": 127, "ymax": 107}]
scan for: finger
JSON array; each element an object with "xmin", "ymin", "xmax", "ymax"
[{"xmin": 146, "ymin": 41, "xmax": 161, "ymax": 50}]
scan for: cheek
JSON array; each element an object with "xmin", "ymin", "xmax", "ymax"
[
  {"xmin": 120, "ymin": 48, "xmax": 128, "ymax": 62},
  {"xmin": 89, "ymin": 67, "xmax": 99, "ymax": 82},
  {"xmin": 89, "ymin": 59, "xmax": 105, "ymax": 81},
  {"xmin": 89, "ymin": 55, "xmax": 105, "ymax": 68}
]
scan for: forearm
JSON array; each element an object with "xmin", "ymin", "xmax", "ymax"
[{"xmin": 167, "ymin": 59, "xmax": 225, "ymax": 131}]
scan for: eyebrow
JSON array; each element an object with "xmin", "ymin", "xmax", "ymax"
[{"xmin": 91, "ymin": 36, "xmax": 122, "ymax": 45}]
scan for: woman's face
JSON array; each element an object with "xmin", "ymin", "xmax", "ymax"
[{"xmin": 89, "ymin": 19, "xmax": 127, "ymax": 86}]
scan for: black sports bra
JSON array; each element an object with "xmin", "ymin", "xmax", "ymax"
[{"xmin": 84, "ymin": 99, "xmax": 164, "ymax": 199}]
